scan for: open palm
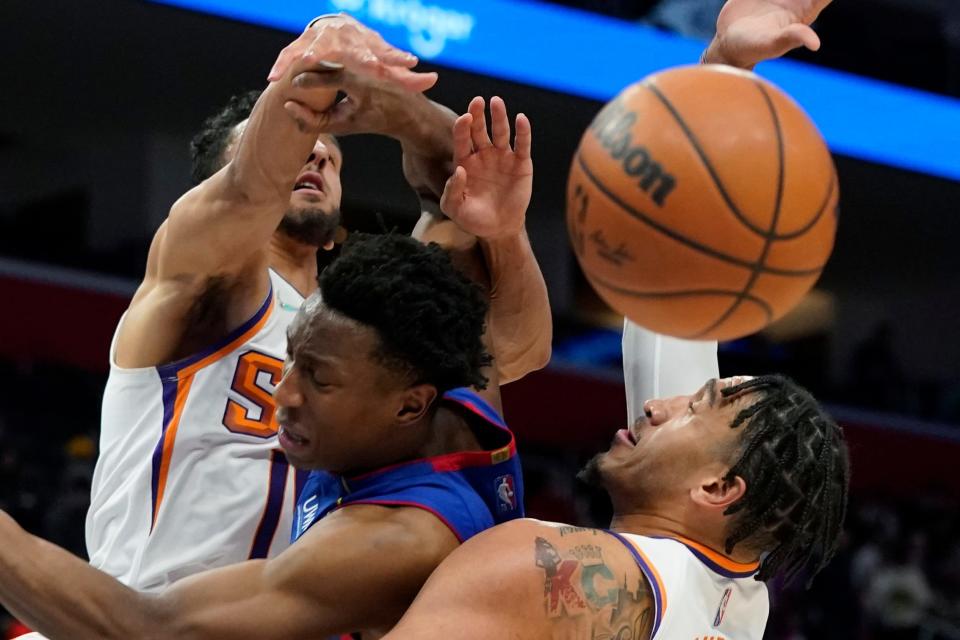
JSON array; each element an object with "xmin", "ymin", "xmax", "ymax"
[
  {"xmin": 711, "ymin": 0, "xmax": 833, "ymax": 69},
  {"xmin": 440, "ymin": 96, "xmax": 533, "ymax": 239}
]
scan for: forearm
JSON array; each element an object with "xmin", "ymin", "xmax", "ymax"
[
  {"xmin": 412, "ymin": 214, "xmax": 549, "ymax": 382},
  {"xmin": 0, "ymin": 512, "xmax": 162, "ymax": 640},
  {"xmin": 480, "ymin": 231, "xmax": 552, "ymax": 383},
  {"xmin": 227, "ymin": 81, "xmax": 338, "ymax": 204},
  {"xmin": 398, "ymin": 98, "xmax": 458, "ymax": 199}
]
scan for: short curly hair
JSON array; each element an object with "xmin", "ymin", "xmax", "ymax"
[
  {"xmin": 189, "ymin": 90, "xmax": 262, "ymax": 185},
  {"xmin": 319, "ymin": 233, "xmax": 492, "ymax": 392},
  {"xmin": 720, "ymin": 375, "xmax": 850, "ymax": 587}
]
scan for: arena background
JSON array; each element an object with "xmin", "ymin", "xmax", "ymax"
[{"xmin": 2, "ymin": 0, "xmax": 960, "ymax": 637}]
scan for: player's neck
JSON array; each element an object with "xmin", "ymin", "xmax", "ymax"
[
  {"xmin": 415, "ymin": 406, "xmax": 484, "ymax": 459},
  {"xmin": 609, "ymin": 512, "xmax": 760, "ymax": 565},
  {"xmin": 268, "ymin": 234, "xmax": 319, "ymax": 297}
]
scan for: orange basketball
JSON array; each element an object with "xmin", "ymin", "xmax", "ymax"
[{"xmin": 567, "ymin": 65, "xmax": 838, "ymax": 341}]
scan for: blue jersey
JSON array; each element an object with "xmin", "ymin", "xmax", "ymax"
[{"xmin": 292, "ymin": 388, "xmax": 524, "ymax": 544}]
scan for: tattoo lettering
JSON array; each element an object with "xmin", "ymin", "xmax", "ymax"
[
  {"xmin": 535, "ymin": 537, "xmax": 588, "ymax": 616},
  {"xmin": 570, "ymin": 545, "xmax": 604, "ymax": 561},
  {"xmin": 534, "ymin": 536, "xmax": 654, "ymax": 640},
  {"xmin": 557, "ymin": 526, "xmax": 597, "ymax": 538}
]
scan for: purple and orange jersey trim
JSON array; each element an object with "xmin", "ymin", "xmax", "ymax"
[
  {"xmin": 607, "ymin": 531, "xmax": 667, "ymax": 639},
  {"xmin": 662, "ymin": 533, "xmax": 760, "ymax": 579},
  {"xmin": 149, "ymin": 286, "xmax": 275, "ymax": 531},
  {"xmin": 248, "ymin": 449, "xmax": 290, "ymax": 559}
]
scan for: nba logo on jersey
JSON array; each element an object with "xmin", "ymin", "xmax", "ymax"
[
  {"xmin": 495, "ymin": 474, "xmax": 517, "ymax": 513},
  {"xmin": 714, "ymin": 587, "xmax": 732, "ymax": 627}
]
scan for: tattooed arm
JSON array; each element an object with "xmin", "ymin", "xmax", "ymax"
[{"xmin": 383, "ymin": 520, "xmax": 655, "ymax": 640}]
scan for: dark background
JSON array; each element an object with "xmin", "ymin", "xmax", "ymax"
[{"xmin": 2, "ymin": 0, "xmax": 960, "ymax": 637}]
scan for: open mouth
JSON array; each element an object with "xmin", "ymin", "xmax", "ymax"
[
  {"xmin": 615, "ymin": 427, "xmax": 638, "ymax": 447},
  {"xmin": 279, "ymin": 425, "xmax": 309, "ymax": 448},
  {"xmin": 293, "ymin": 171, "xmax": 324, "ymax": 194}
]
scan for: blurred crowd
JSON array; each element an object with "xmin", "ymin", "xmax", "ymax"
[{"xmin": 3, "ymin": 358, "xmax": 960, "ymax": 639}]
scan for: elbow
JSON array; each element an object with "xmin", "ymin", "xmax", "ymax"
[
  {"xmin": 529, "ymin": 337, "xmax": 553, "ymax": 374},
  {"xmin": 497, "ymin": 336, "xmax": 552, "ymax": 385}
]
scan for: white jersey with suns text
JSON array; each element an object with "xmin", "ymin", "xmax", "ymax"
[
  {"xmin": 611, "ymin": 532, "xmax": 770, "ymax": 640},
  {"xmin": 86, "ymin": 269, "xmax": 306, "ymax": 591}
]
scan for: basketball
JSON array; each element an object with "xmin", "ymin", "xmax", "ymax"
[{"xmin": 567, "ymin": 65, "xmax": 838, "ymax": 341}]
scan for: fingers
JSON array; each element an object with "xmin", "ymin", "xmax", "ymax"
[
  {"xmin": 462, "ymin": 96, "xmax": 531, "ymax": 157},
  {"xmin": 468, "ymin": 97, "xmax": 493, "ymax": 150},
  {"xmin": 373, "ymin": 39, "xmax": 419, "ymax": 68},
  {"xmin": 291, "ymin": 63, "xmax": 346, "ymax": 89},
  {"xmin": 268, "ymin": 41, "xmax": 304, "ymax": 82},
  {"xmin": 489, "ymin": 96, "xmax": 510, "ymax": 149},
  {"xmin": 452, "ymin": 113, "xmax": 474, "ymax": 162},
  {"xmin": 283, "ymin": 101, "xmax": 325, "ymax": 132},
  {"xmin": 387, "ymin": 69, "xmax": 438, "ymax": 92},
  {"xmin": 440, "ymin": 166, "xmax": 468, "ymax": 216},
  {"xmin": 270, "ymin": 17, "xmax": 426, "ymax": 92},
  {"xmin": 321, "ymin": 98, "xmax": 362, "ymax": 134},
  {"xmin": 796, "ymin": 24, "xmax": 822, "ymax": 52},
  {"xmin": 363, "ymin": 25, "xmax": 418, "ymax": 67},
  {"xmin": 514, "ymin": 113, "xmax": 532, "ymax": 160}
]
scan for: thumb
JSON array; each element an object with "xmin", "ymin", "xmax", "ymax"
[
  {"xmin": 779, "ymin": 24, "xmax": 821, "ymax": 53},
  {"xmin": 283, "ymin": 100, "xmax": 325, "ymax": 132},
  {"xmin": 440, "ymin": 166, "xmax": 468, "ymax": 217}
]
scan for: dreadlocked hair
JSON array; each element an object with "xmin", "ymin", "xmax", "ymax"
[
  {"xmin": 720, "ymin": 374, "xmax": 850, "ymax": 587},
  {"xmin": 319, "ymin": 233, "xmax": 492, "ymax": 393},
  {"xmin": 189, "ymin": 90, "xmax": 262, "ymax": 185}
]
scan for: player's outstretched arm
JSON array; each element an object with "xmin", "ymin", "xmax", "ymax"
[
  {"xmin": 116, "ymin": 16, "xmax": 435, "ymax": 368},
  {"xmin": 290, "ymin": 70, "xmax": 552, "ymax": 384},
  {"xmin": 420, "ymin": 96, "xmax": 551, "ymax": 386},
  {"xmin": 702, "ymin": 0, "xmax": 834, "ymax": 70},
  {"xmin": 0, "ymin": 505, "xmax": 456, "ymax": 639},
  {"xmin": 384, "ymin": 520, "xmax": 655, "ymax": 640}
]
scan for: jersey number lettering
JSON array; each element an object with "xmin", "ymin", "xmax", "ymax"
[{"xmin": 223, "ymin": 351, "xmax": 284, "ymax": 437}]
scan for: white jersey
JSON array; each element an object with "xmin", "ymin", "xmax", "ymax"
[
  {"xmin": 622, "ymin": 319, "xmax": 718, "ymax": 423},
  {"xmin": 86, "ymin": 269, "xmax": 305, "ymax": 591},
  {"xmin": 613, "ymin": 532, "xmax": 769, "ymax": 640}
]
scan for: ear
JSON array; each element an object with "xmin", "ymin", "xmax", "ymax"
[
  {"xmin": 691, "ymin": 471, "xmax": 747, "ymax": 511},
  {"xmin": 394, "ymin": 383, "xmax": 439, "ymax": 427}
]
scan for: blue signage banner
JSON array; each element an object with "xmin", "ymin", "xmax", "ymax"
[{"xmin": 149, "ymin": 0, "xmax": 960, "ymax": 181}]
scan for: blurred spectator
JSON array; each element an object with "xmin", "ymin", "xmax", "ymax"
[{"xmin": 864, "ymin": 532, "xmax": 934, "ymax": 639}]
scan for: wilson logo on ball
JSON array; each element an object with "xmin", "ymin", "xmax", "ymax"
[{"xmin": 590, "ymin": 97, "xmax": 677, "ymax": 207}]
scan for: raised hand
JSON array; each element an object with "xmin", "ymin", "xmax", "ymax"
[
  {"xmin": 704, "ymin": 0, "xmax": 833, "ymax": 70},
  {"xmin": 267, "ymin": 14, "xmax": 438, "ymax": 131},
  {"xmin": 440, "ymin": 97, "xmax": 533, "ymax": 240}
]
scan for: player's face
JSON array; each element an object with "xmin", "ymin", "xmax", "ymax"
[
  {"xmin": 226, "ymin": 123, "xmax": 344, "ymax": 247},
  {"xmin": 585, "ymin": 377, "xmax": 754, "ymax": 509},
  {"xmin": 274, "ymin": 297, "xmax": 418, "ymax": 473},
  {"xmin": 282, "ymin": 133, "xmax": 344, "ymax": 241}
]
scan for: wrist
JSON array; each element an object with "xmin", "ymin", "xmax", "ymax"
[
  {"xmin": 701, "ymin": 36, "xmax": 755, "ymax": 71},
  {"xmin": 394, "ymin": 97, "xmax": 456, "ymax": 155},
  {"xmin": 478, "ymin": 226, "xmax": 528, "ymax": 249}
]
